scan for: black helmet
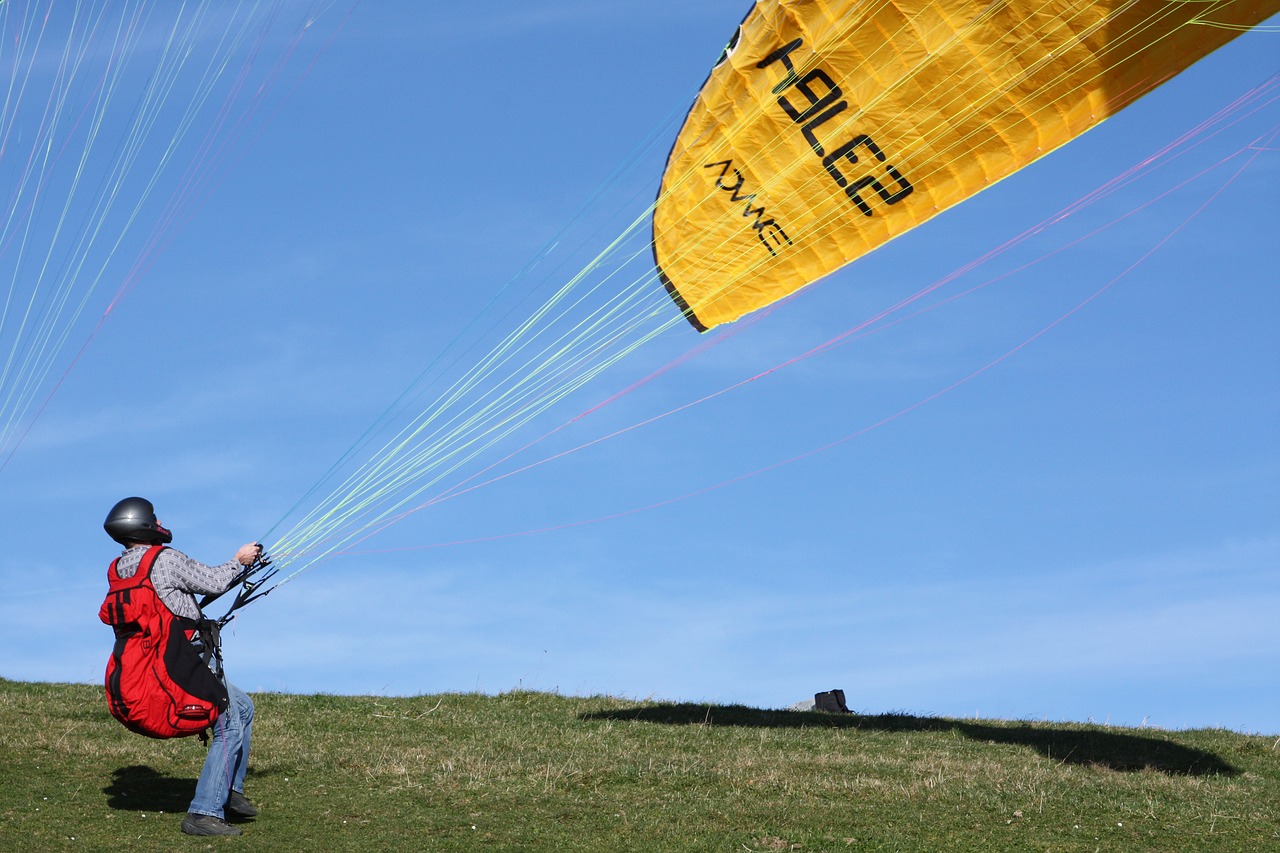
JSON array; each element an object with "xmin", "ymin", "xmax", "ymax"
[{"xmin": 104, "ymin": 497, "xmax": 173, "ymax": 545}]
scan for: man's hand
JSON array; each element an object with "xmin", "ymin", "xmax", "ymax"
[{"xmin": 235, "ymin": 542, "xmax": 264, "ymax": 566}]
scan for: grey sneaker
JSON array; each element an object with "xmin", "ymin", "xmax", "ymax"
[
  {"xmin": 181, "ymin": 812, "xmax": 242, "ymax": 836},
  {"xmin": 225, "ymin": 790, "xmax": 259, "ymax": 819}
]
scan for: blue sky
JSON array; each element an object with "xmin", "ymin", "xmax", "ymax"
[{"xmin": 2, "ymin": 1, "xmax": 1277, "ymax": 734}]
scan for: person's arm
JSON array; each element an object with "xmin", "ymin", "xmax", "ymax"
[{"xmin": 161, "ymin": 544, "xmax": 261, "ymax": 596}]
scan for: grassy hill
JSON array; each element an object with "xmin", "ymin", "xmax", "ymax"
[{"xmin": 1, "ymin": 678, "xmax": 1276, "ymax": 851}]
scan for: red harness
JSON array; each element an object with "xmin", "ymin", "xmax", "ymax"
[{"xmin": 99, "ymin": 545, "xmax": 229, "ymax": 738}]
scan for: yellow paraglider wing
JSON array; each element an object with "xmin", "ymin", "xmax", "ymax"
[{"xmin": 654, "ymin": 0, "xmax": 1278, "ymax": 331}]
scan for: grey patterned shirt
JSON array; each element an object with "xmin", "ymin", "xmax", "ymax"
[{"xmin": 113, "ymin": 545, "xmax": 242, "ymax": 620}]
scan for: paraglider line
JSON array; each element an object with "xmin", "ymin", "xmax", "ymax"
[{"xmin": 333, "ymin": 130, "xmax": 1266, "ymax": 559}]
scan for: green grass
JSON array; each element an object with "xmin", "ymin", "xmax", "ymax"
[{"xmin": 1, "ymin": 678, "xmax": 1276, "ymax": 851}]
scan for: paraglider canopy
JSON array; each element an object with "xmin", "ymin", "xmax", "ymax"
[{"xmin": 653, "ymin": 0, "xmax": 1279, "ymax": 331}]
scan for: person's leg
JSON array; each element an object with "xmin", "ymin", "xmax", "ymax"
[
  {"xmin": 222, "ymin": 685, "xmax": 258, "ymax": 819},
  {"xmin": 229, "ymin": 685, "xmax": 254, "ymax": 795},
  {"xmin": 189, "ymin": 683, "xmax": 249, "ymax": 818}
]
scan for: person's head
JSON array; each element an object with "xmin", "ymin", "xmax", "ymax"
[{"xmin": 104, "ymin": 497, "xmax": 173, "ymax": 546}]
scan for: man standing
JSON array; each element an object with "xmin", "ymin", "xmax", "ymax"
[{"xmin": 103, "ymin": 496, "xmax": 262, "ymax": 837}]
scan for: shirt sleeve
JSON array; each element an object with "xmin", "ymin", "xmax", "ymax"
[{"xmin": 150, "ymin": 547, "xmax": 243, "ymax": 620}]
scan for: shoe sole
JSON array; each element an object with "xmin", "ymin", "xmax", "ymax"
[{"xmin": 182, "ymin": 819, "xmax": 242, "ymax": 836}]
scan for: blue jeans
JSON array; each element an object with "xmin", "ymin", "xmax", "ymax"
[{"xmin": 190, "ymin": 681, "xmax": 254, "ymax": 818}]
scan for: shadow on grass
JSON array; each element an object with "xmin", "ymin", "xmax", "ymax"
[
  {"xmin": 580, "ymin": 703, "xmax": 1237, "ymax": 777},
  {"xmin": 104, "ymin": 765, "xmax": 195, "ymax": 812}
]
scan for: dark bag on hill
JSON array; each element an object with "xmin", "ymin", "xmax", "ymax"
[
  {"xmin": 98, "ymin": 545, "xmax": 229, "ymax": 738},
  {"xmin": 814, "ymin": 688, "xmax": 850, "ymax": 714}
]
